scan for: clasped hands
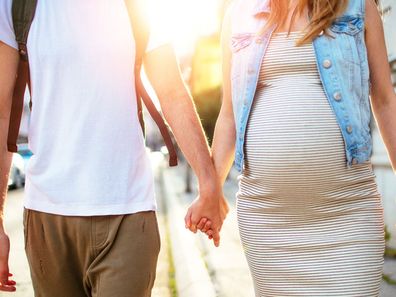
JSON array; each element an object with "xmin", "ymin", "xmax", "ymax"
[{"xmin": 184, "ymin": 182, "xmax": 229, "ymax": 247}]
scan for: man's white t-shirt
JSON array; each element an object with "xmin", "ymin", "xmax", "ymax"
[{"xmin": 0, "ymin": 0, "xmax": 167, "ymax": 216}]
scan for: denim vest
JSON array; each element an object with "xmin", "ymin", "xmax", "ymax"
[{"xmin": 230, "ymin": 0, "xmax": 372, "ymax": 172}]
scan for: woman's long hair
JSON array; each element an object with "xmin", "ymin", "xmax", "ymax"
[{"xmin": 263, "ymin": 0, "xmax": 379, "ymax": 44}]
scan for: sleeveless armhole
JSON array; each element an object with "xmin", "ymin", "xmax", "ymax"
[{"xmin": 0, "ymin": 0, "xmax": 18, "ymax": 50}]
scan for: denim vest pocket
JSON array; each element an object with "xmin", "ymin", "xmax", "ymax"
[
  {"xmin": 231, "ymin": 33, "xmax": 254, "ymax": 87},
  {"xmin": 231, "ymin": 33, "xmax": 254, "ymax": 53},
  {"xmin": 329, "ymin": 16, "xmax": 363, "ymax": 66},
  {"xmin": 330, "ymin": 16, "xmax": 364, "ymax": 36}
]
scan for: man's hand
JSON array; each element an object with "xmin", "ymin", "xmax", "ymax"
[
  {"xmin": 0, "ymin": 231, "xmax": 16, "ymax": 292},
  {"xmin": 184, "ymin": 185, "xmax": 229, "ymax": 247},
  {"xmin": 144, "ymin": 45, "xmax": 230, "ymax": 245},
  {"xmin": 0, "ymin": 42, "xmax": 19, "ymax": 293}
]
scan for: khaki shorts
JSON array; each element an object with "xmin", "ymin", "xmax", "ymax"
[{"xmin": 23, "ymin": 209, "xmax": 161, "ymax": 297}]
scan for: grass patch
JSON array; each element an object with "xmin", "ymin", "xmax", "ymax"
[
  {"xmin": 383, "ymin": 274, "xmax": 396, "ymax": 286},
  {"xmin": 385, "ymin": 247, "xmax": 396, "ymax": 258},
  {"xmin": 166, "ymin": 228, "xmax": 178, "ymax": 297},
  {"xmin": 159, "ymin": 166, "xmax": 178, "ymax": 297}
]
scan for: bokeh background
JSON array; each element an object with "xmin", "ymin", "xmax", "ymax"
[{"xmin": 8, "ymin": 0, "xmax": 396, "ymax": 296}]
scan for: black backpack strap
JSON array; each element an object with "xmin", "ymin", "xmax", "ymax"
[
  {"xmin": 8, "ymin": 0, "xmax": 37, "ymax": 152},
  {"xmin": 125, "ymin": 0, "xmax": 178, "ymax": 167}
]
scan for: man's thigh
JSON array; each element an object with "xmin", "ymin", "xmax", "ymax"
[
  {"xmin": 23, "ymin": 209, "xmax": 92, "ymax": 297},
  {"xmin": 24, "ymin": 209, "xmax": 161, "ymax": 297},
  {"xmin": 89, "ymin": 211, "xmax": 161, "ymax": 297}
]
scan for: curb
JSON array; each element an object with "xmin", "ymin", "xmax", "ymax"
[{"xmin": 160, "ymin": 165, "xmax": 217, "ymax": 297}]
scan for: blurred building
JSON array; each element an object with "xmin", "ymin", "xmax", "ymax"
[{"xmin": 372, "ymin": 0, "xmax": 396, "ymax": 248}]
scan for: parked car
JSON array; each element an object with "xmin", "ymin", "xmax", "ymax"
[
  {"xmin": 8, "ymin": 143, "xmax": 32, "ymax": 190},
  {"xmin": 18, "ymin": 143, "xmax": 33, "ymax": 164},
  {"xmin": 8, "ymin": 153, "xmax": 25, "ymax": 190}
]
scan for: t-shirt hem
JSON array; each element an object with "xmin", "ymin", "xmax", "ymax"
[
  {"xmin": 23, "ymin": 200, "xmax": 157, "ymax": 216},
  {"xmin": 0, "ymin": 38, "xmax": 18, "ymax": 50}
]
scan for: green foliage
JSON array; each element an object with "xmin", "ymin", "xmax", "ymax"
[
  {"xmin": 383, "ymin": 274, "xmax": 396, "ymax": 286},
  {"xmin": 385, "ymin": 225, "xmax": 391, "ymax": 242},
  {"xmin": 167, "ymin": 220, "xmax": 178, "ymax": 297},
  {"xmin": 384, "ymin": 225, "xmax": 396, "ymax": 286},
  {"xmin": 194, "ymin": 87, "xmax": 222, "ymax": 145},
  {"xmin": 384, "ymin": 225, "xmax": 396, "ymax": 257},
  {"xmin": 191, "ymin": 35, "xmax": 222, "ymax": 145}
]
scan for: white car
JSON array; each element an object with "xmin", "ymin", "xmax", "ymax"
[{"xmin": 8, "ymin": 153, "xmax": 26, "ymax": 189}]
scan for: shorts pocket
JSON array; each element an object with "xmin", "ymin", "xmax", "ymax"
[
  {"xmin": 152, "ymin": 212, "xmax": 161, "ymax": 252},
  {"xmin": 23, "ymin": 208, "xmax": 30, "ymax": 249}
]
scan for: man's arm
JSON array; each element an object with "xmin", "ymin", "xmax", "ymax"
[
  {"xmin": 366, "ymin": 0, "xmax": 396, "ymax": 171},
  {"xmin": 143, "ymin": 45, "xmax": 228, "ymax": 246},
  {"xmin": 0, "ymin": 42, "xmax": 19, "ymax": 292}
]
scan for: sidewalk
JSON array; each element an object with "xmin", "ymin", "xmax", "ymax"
[
  {"xmin": 161, "ymin": 163, "xmax": 254, "ymax": 297},
  {"xmin": 161, "ymin": 161, "xmax": 396, "ymax": 297}
]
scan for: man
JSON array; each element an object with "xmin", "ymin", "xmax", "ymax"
[{"xmin": 0, "ymin": 0, "xmax": 227, "ymax": 295}]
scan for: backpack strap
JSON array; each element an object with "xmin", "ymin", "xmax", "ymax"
[
  {"xmin": 125, "ymin": 0, "xmax": 178, "ymax": 167},
  {"xmin": 7, "ymin": 0, "xmax": 37, "ymax": 152}
]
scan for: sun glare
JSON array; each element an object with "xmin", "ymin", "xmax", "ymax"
[{"xmin": 148, "ymin": 0, "xmax": 220, "ymax": 55}]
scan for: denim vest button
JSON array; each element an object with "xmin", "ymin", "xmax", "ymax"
[
  {"xmin": 333, "ymin": 92, "xmax": 342, "ymax": 101},
  {"xmin": 346, "ymin": 125, "xmax": 353, "ymax": 134},
  {"xmin": 352, "ymin": 158, "xmax": 358, "ymax": 165},
  {"xmin": 319, "ymin": 30, "xmax": 324, "ymax": 36},
  {"xmin": 323, "ymin": 60, "xmax": 332, "ymax": 69}
]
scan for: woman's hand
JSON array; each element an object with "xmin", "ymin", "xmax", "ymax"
[
  {"xmin": 196, "ymin": 195, "xmax": 230, "ymax": 241},
  {"xmin": 184, "ymin": 186, "xmax": 229, "ymax": 247}
]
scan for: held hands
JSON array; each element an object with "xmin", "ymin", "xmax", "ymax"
[
  {"xmin": 184, "ymin": 183, "xmax": 229, "ymax": 247},
  {"xmin": 0, "ymin": 231, "xmax": 16, "ymax": 292}
]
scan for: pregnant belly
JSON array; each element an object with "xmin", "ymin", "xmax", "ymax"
[
  {"xmin": 241, "ymin": 88, "xmax": 377, "ymax": 201},
  {"xmin": 244, "ymin": 86, "xmax": 347, "ymax": 179}
]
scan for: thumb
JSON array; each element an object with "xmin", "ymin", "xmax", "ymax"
[
  {"xmin": 184, "ymin": 208, "xmax": 192, "ymax": 229},
  {"xmin": 0, "ymin": 266, "xmax": 9, "ymax": 285},
  {"xmin": 212, "ymin": 230, "xmax": 221, "ymax": 247}
]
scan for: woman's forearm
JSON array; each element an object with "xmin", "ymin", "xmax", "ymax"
[
  {"xmin": 372, "ymin": 94, "xmax": 396, "ymax": 171},
  {"xmin": 211, "ymin": 109, "xmax": 236, "ymax": 185}
]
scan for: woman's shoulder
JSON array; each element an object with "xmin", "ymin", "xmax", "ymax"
[{"xmin": 225, "ymin": 0, "xmax": 265, "ymax": 34}]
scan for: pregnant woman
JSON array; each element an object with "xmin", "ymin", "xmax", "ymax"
[{"xmin": 204, "ymin": 0, "xmax": 396, "ymax": 295}]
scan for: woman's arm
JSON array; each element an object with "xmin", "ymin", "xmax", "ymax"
[
  {"xmin": 196, "ymin": 8, "xmax": 236, "ymax": 238},
  {"xmin": 211, "ymin": 8, "xmax": 237, "ymax": 185},
  {"xmin": 366, "ymin": 0, "xmax": 396, "ymax": 171}
]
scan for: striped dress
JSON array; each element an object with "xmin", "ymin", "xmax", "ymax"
[{"xmin": 237, "ymin": 31, "xmax": 385, "ymax": 297}]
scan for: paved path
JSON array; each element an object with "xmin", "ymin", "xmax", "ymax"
[{"xmin": 164, "ymin": 165, "xmax": 255, "ymax": 297}]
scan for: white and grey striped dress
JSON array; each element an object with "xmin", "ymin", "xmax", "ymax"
[{"xmin": 237, "ymin": 31, "xmax": 385, "ymax": 297}]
